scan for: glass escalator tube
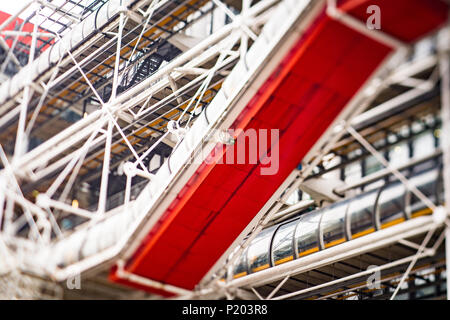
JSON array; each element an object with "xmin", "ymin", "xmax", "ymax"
[
  {"xmin": 347, "ymin": 189, "xmax": 378, "ymax": 239},
  {"xmin": 405, "ymin": 168, "xmax": 441, "ymax": 219},
  {"xmin": 294, "ymin": 209, "xmax": 322, "ymax": 257},
  {"xmin": 247, "ymin": 225, "xmax": 277, "ymax": 273},
  {"xmin": 375, "ymin": 181, "xmax": 407, "ymax": 230},
  {"xmin": 231, "ymin": 168, "xmax": 441, "ymax": 278},
  {"xmin": 320, "ymin": 201, "xmax": 349, "ymax": 249},
  {"xmin": 232, "ymin": 247, "xmax": 249, "ymax": 279},
  {"xmin": 271, "ymin": 219, "xmax": 297, "ymax": 266}
]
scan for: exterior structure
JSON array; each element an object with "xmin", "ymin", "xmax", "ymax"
[{"xmin": 0, "ymin": 0, "xmax": 449, "ymax": 300}]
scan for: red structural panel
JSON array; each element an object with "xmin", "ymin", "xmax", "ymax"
[
  {"xmin": 0, "ymin": 11, "xmax": 54, "ymax": 53},
  {"xmin": 110, "ymin": 0, "xmax": 448, "ymax": 295}
]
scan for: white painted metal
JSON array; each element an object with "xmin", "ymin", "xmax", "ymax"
[
  {"xmin": 438, "ymin": 24, "xmax": 450, "ymax": 300},
  {"xmin": 200, "ymin": 12, "xmax": 414, "ymax": 292},
  {"xmin": 198, "ymin": 33, "xmax": 447, "ymax": 298},
  {"xmin": 326, "ymin": 0, "xmax": 406, "ymax": 49},
  {"xmin": 0, "ymin": 0, "xmax": 321, "ymax": 287},
  {"xmin": 0, "ymin": 0, "xmax": 448, "ymax": 300},
  {"xmin": 225, "ymin": 215, "xmax": 440, "ymax": 290}
]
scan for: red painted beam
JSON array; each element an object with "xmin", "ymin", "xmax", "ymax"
[
  {"xmin": 110, "ymin": 0, "xmax": 448, "ymax": 295},
  {"xmin": 0, "ymin": 11, "xmax": 54, "ymax": 53}
]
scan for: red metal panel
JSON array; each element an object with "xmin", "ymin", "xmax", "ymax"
[
  {"xmin": 340, "ymin": 0, "xmax": 448, "ymax": 42},
  {"xmin": 110, "ymin": 0, "xmax": 448, "ymax": 295},
  {"xmin": 0, "ymin": 11, "xmax": 54, "ymax": 52}
]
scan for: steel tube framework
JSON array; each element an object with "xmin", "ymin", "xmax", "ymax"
[{"xmin": 0, "ymin": 0, "xmax": 448, "ymax": 300}]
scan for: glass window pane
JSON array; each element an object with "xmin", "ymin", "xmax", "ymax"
[
  {"xmin": 377, "ymin": 182, "xmax": 405, "ymax": 229},
  {"xmin": 295, "ymin": 211, "xmax": 321, "ymax": 257},
  {"xmin": 345, "ymin": 162, "xmax": 362, "ymax": 184},
  {"xmin": 349, "ymin": 190, "xmax": 377, "ymax": 238},
  {"xmin": 272, "ymin": 220, "xmax": 297, "ymax": 265},
  {"xmin": 247, "ymin": 226, "xmax": 276, "ymax": 273},
  {"xmin": 365, "ymin": 155, "xmax": 383, "ymax": 176},
  {"xmin": 364, "ymin": 179, "xmax": 385, "ymax": 192},
  {"xmin": 413, "ymin": 131, "xmax": 435, "ymax": 159},
  {"xmin": 435, "ymin": 127, "xmax": 442, "ymax": 147},
  {"xmin": 389, "ymin": 142, "xmax": 409, "ymax": 167},
  {"xmin": 321, "ymin": 202, "xmax": 347, "ymax": 248},
  {"xmin": 233, "ymin": 248, "xmax": 248, "ymax": 278},
  {"xmin": 416, "ymin": 286, "xmax": 436, "ymax": 299},
  {"xmin": 286, "ymin": 190, "xmax": 300, "ymax": 205},
  {"xmin": 408, "ymin": 170, "xmax": 439, "ymax": 218},
  {"xmin": 411, "ymin": 120, "xmax": 425, "ymax": 134}
]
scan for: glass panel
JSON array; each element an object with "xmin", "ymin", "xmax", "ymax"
[
  {"xmin": 272, "ymin": 220, "xmax": 297, "ymax": 265},
  {"xmin": 302, "ymin": 191, "xmax": 312, "ymax": 201},
  {"xmin": 416, "ymin": 286, "xmax": 436, "ymax": 299},
  {"xmin": 247, "ymin": 226, "xmax": 276, "ymax": 273},
  {"xmin": 349, "ymin": 190, "xmax": 377, "ymax": 238},
  {"xmin": 411, "ymin": 120, "xmax": 426, "ymax": 134},
  {"xmin": 365, "ymin": 155, "xmax": 383, "ymax": 176},
  {"xmin": 408, "ymin": 170, "xmax": 439, "ymax": 218},
  {"xmin": 412, "ymin": 131, "xmax": 435, "ymax": 160},
  {"xmin": 413, "ymin": 38, "xmax": 434, "ymax": 61},
  {"xmin": 295, "ymin": 210, "xmax": 321, "ymax": 257},
  {"xmin": 321, "ymin": 202, "xmax": 347, "ymax": 248},
  {"xmin": 435, "ymin": 126, "xmax": 442, "ymax": 148},
  {"xmin": 233, "ymin": 248, "xmax": 248, "ymax": 278},
  {"xmin": 398, "ymin": 124, "xmax": 409, "ymax": 138},
  {"xmin": 377, "ymin": 182, "xmax": 405, "ymax": 228},
  {"xmin": 437, "ymin": 170, "xmax": 444, "ymax": 206},
  {"xmin": 364, "ymin": 179, "xmax": 384, "ymax": 192},
  {"xmin": 286, "ymin": 190, "xmax": 300, "ymax": 205},
  {"xmin": 345, "ymin": 161, "xmax": 362, "ymax": 184},
  {"xmin": 389, "ymin": 142, "xmax": 409, "ymax": 167}
]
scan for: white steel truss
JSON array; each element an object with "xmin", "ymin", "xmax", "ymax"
[
  {"xmin": 191, "ymin": 25, "xmax": 450, "ymax": 300},
  {"xmin": 0, "ymin": 0, "xmax": 323, "ymax": 295},
  {"xmin": 0, "ymin": 0, "xmax": 448, "ymax": 300}
]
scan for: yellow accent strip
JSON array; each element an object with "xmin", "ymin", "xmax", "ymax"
[
  {"xmin": 324, "ymin": 237, "xmax": 346, "ymax": 248},
  {"xmin": 232, "ymin": 207, "xmax": 438, "ymax": 279},
  {"xmin": 411, "ymin": 207, "xmax": 433, "ymax": 218},
  {"xmin": 233, "ymin": 271, "xmax": 248, "ymax": 279},
  {"xmin": 274, "ymin": 255, "xmax": 294, "ymax": 265},
  {"xmin": 252, "ymin": 264, "xmax": 270, "ymax": 273},
  {"xmin": 380, "ymin": 217, "xmax": 405, "ymax": 229},
  {"xmin": 299, "ymin": 246, "xmax": 319, "ymax": 257},
  {"xmin": 352, "ymin": 227, "xmax": 375, "ymax": 239}
]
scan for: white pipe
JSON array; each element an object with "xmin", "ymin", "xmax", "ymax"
[
  {"xmin": 6, "ymin": 0, "xmax": 276, "ymax": 177},
  {"xmin": 201, "ymin": 0, "xmax": 402, "ymax": 285},
  {"xmin": 26, "ymin": 0, "xmax": 317, "ymax": 282},
  {"xmin": 38, "ymin": 195, "xmax": 93, "ymax": 219},
  {"xmin": 0, "ymin": 31, "xmax": 56, "ymax": 38},
  {"xmin": 115, "ymin": 260, "xmax": 192, "ymax": 296},
  {"xmin": 113, "ymin": 0, "xmax": 278, "ymax": 107},
  {"xmin": 274, "ymin": 250, "xmax": 433, "ymax": 300},
  {"xmin": 335, "ymin": 149, "xmax": 443, "ymax": 194},
  {"xmin": 446, "ymin": 227, "xmax": 450, "ymax": 300},
  {"xmin": 0, "ymin": 0, "xmax": 132, "ymax": 110},
  {"xmin": 351, "ymin": 85, "xmax": 437, "ymax": 127},
  {"xmin": 326, "ymin": 0, "xmax": 405, "ymax": 49},
  {"xmin": 269, "ymin": 200, "xmax": 315, "ymax": 223},
  {"xmin": 0, "ymin": 0, "xmax": 35, "ymax": 33},
  {"xmin": 97, "ymin": 120, "xmax": 113, "ymax": 215},
  {"xmin": 438, "ymin": 25, "xmax": 450, "ymax": 299}
]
